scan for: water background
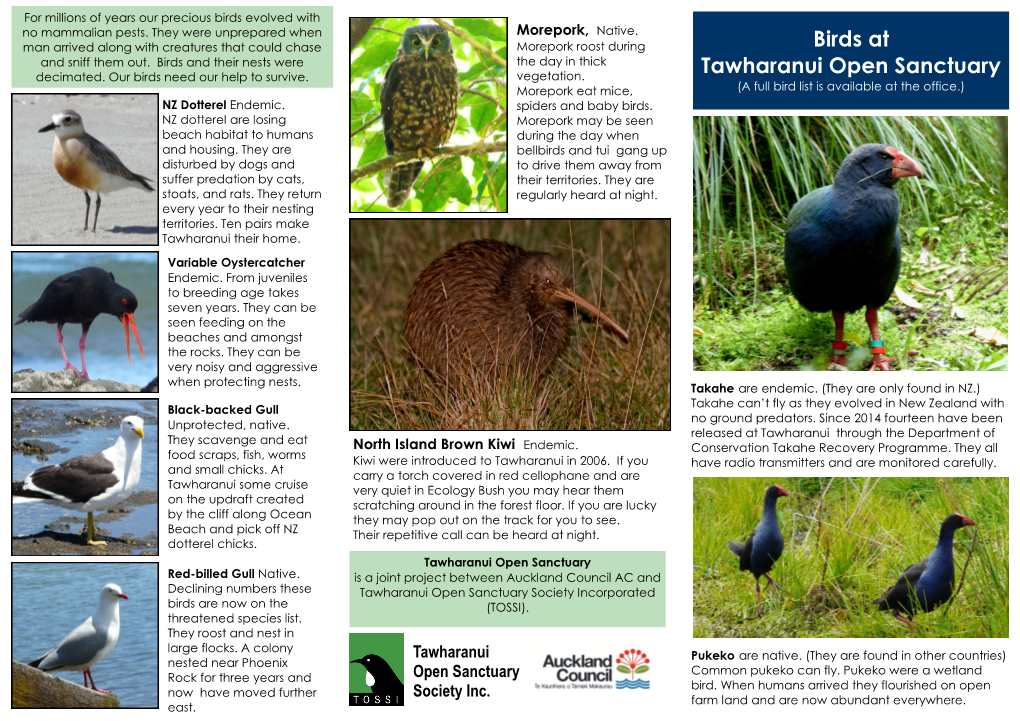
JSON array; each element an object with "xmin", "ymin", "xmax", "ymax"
[
  {"xmin": 12, "ymin": 562, "xmax": 158, "ymax": 707},
  {"xmin": 12, "ymin": 252, "xmax": 158, "ymax": 387}
]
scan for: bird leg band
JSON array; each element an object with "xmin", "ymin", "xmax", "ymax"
[
  {"xmin": 870, "ymin": 340, "xmax": 887, "ymax": 355},
  {"xmin": 831, "ymin": 341, "xmax": 848, "ymax": 356}
]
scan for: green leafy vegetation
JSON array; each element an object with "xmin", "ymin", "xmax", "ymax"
[
  {"xmin": 350, "ymin": 18, "xmax": 507, "ymax": 212},
  {"xmin": 693, "ymin": 116, "xmax": 1008, "ymax": 370},
  {"xmin": 694, "ymin": 478, "xmax": 1008, "ymax": 638}
]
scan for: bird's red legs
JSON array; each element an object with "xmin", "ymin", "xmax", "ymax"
[
  {"xmin": 865, "ymin": 306, "xmax": 895, "ymax": 371},
  {"xmin": 56, "ymin": 323, "xmax": 85, "ymax": 378},
  {"xmin": 78, "ymin": 329, "xmax": 92, "ymax": 381},
  {"xmin": 763, "ymin": 573, "xmax": 784, "ymax": 593},
  {"xmin": 830, "ymin": 311, "xmax": 847, "ymax": 366},
  {"xmin": 893, "ymin": 612, "xmax": 918, "ymax": 637},
  {"xmin": 84, "ymin": 668, "xmax": 110, "ymax": 693}
]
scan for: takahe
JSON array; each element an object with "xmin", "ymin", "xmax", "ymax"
[
  {"xmin": 784, "ymin": 143, "xmax": 925, "ymax": 370},
  {"xmin": 874, "ymin": 512, "xmax": 976, "ymax": 632},
  {"xmin": 728, "ymin": 485, "xmax": 789, "ymax": 618}
]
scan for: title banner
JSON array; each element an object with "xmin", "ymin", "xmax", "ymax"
[{"xmin": 694, "ymin": 11, "xmax": 1008, "ymax": 110}]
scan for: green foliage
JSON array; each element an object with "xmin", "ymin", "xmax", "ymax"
[
  {"xmin": 350, "ymin": 18, "xmax": 507, "ymax": 212},
  {"xmin": 694, "ymin": 478, "xmax": 1008, "ymax": 638},
  {"xmin": 693, "ymin": 116, "xmax": 1008, "ymax": 371}
]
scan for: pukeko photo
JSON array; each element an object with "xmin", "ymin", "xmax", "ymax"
[
  {"xmin": 874, "ymin": 512, "xmax": 977, "ymax": 633},
  {"xmin": 728, "ymin": 484, "xmax": 788, "ymax": 618},
  {"xmin": 784, "ymin": 143, "xmax": 924, "ymax": 370}
]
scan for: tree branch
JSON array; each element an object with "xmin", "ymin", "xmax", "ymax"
[
  {"xmin": 349, "ymin": 18, "xmax": 376, "ymax": 50},
  {"xmin": 350, "ymin": 142, "xmax": 507, "ymax": 184},
  {"xmin": 461, "ymin": 87, "xmax": 504, "ymax": 110},
  {"xmin": 428, "ymin": 18, "xmax": 507, "ymax": 68}
]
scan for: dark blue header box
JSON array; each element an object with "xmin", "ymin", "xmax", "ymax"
[{"xmin": 694, "ymin": 12, "xmax": 1008, "ymax": 110}]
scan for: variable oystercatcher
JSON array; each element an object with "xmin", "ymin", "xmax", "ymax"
[
  {"xmin": 351, "ymin": 654, "xmax": 404, "ymax": 696},
  {"xmin": 728, "ymin": 485, "xmax": 789, "ymax": 618},
  {"xmin": 874, "ymin": 512, "xmax": 976, "ymax": 633},
  {"xmin": 27, "ymin": 583, "xmax": 128, "ymax": 693},
  {"xmin": 14, "ymin": 267, "xmax": 145, "ymax": 381},
  {"xmin": 404, "ymin": 239, "xmax": 628, "ymax": 390},
  {"xmin": 13, "ymin": 416, "xmax": 144, "ymax": 546}
]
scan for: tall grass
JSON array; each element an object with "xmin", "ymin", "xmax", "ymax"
[
  {"xmin": 693, "ymin": 116, "xmax": 1005, "ymax": 309},
  {"xmin": 693, "ymin": 478, "xmax": 1008, "ymax": 638},
  {"xmin": 350, "ymin": 219, "xmax": 671, "ymax": 430}
]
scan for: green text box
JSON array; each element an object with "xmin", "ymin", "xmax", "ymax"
[
  {"xmin": 351, "ymin": 551, "xmax": 665, "ymax": 627},
  {"xmin": 13, "ymin": 7, "xmax": 332, "ymax": 87}
]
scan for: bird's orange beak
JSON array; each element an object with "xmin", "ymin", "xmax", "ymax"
[
  {"xmin": 122, "ymin": 313, "xmax": 145, "ymax": 364},
  {"xmin": 888, "ymin": 146, "xmax": 925, "ymax": 179},
  {"xmin": 554, "ymin": 288, "xmax": 629, "ymax": 342}
]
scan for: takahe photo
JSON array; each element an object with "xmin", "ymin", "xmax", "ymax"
[
  {"xmin": 693, "ymin": 116, "xmax": 1008, "ymax": 371},
  {"xmin": 784, "ymin": 144, "xmax": 923, "ymax": 370},
  {"xmin": 693, "ymin": 478, "xmax": 1007, "ymax": 638}
]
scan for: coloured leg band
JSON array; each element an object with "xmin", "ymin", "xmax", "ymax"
[
  {"xmin": 832, "ymin": 341, "xmax": 848, "ymax": 356},
  {"xmin": 870, "ymin": 340, "xmax": 886, "ymax": 354}
]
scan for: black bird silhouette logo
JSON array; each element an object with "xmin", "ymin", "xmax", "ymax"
[{"xmin": 351, "ymin": 654, "xmax": 404, "ymax": 696}]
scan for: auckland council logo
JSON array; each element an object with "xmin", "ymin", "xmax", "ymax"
[{"xmin": 615, "ymin": 648, "xmax": 650, "ymax": 689}]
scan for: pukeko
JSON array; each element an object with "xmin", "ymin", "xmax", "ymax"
[
  {"xmin": 728, "ymin": 485, "xmax": 789, "ymax": 618},
  {"xmin": 784, "ymin": 143, "xmax": 925, "ymax": 370},
  {"xmin": 874, "ymin": 512, "xmax": 976, "ymax": 633}
]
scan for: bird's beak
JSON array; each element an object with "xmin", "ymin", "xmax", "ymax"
[
  {"xmin": 118, "ymin": 593, "xmax": 129, "ymax": 600},
  {"xmin": 959, "ymin": 514, "xmax": 976, "ymax": 527},
  {"xmin": 134, "ymin": 428, "xmax": 144, "ymax": 440},
  {"xmin": 776, "ymin": 486, "xmax": 790, "ymax": 497},
  {"xmin": 888, "ymin": 147, "xmax": 924, "ymax": 179},
  {"xmin": 38, "ymin": 122, "xmax": 56, "ymax": 133},
  {"xmin": 122, "ymin": 313, "xmax": 145, "ymax": 363},
  {"xmin": 553, "ymin": 288, "xmax": 629, "ymax": 342}
]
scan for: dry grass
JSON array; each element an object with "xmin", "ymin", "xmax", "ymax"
[{"xmin": 350, "ymin": 219, "xmax": 671, "ymax": 430}]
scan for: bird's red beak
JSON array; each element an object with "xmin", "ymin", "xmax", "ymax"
[
  {"xmin": 887, "ymin": 146, "xmax": 925, "ymax": 179},
  {"xmin": 122, "ymin": 313, "xmax": 145, "ymax": 364},
  {"xmin": 957, "ymin": 513, "xmax": 976, "ymax": 527},
  {"xmin": 118, "ymin": 593, "xmax": 129, "ymax": 600},
  {"xmin": 776, "ymin": 486, "xmax": 790, "ymax": 497}
]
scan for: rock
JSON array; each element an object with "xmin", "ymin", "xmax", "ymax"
[{"xmin": 12, "ymin": 370, "xmax": 141, "ymax": 393}]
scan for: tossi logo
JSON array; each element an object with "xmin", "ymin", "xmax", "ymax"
[
  {"xmin": 615, "ymin": 648, "xmax": 650, "ymax": 689},
  {"xmin": 349, "ymin": 633, "xmax": 404, "ymax": 707}
]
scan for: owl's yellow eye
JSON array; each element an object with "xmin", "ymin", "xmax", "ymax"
[
  {"xmin": 432, "ymin": 37, "xmax": 441, "ymax": 47},
  {"xmin": 412, "ymin": 38, "xmax": 421, "ymax": 47}
]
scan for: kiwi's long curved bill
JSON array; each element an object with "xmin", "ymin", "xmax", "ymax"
[{"xmin": 554, "ymin": 288, "xmax": 629, "ymax": 342}]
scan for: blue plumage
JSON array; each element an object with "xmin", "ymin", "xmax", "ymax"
[{"xmin": 784, "ymin": 143, "xmax": 924, "ymax": 370}]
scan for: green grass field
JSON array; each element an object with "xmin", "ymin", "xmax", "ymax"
[
  {"xmin": 350, "ymin": 219, "xmax": 671, "ymax": 430},
  {"xmin": 694, "ymin": 478, "xmax": 1008, "ymax": 638}
]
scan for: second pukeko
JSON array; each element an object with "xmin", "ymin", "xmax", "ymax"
[
  {"xmin": 784, "ymin": 143, "xmax": 925, "ymax": 370},
  {"xmin": 874, "ymin": 512, "xmax": 976, "ymax": 633},
  {"xmin": 728, "ymin": 484, "xmax": 789, "ymax": 618}
]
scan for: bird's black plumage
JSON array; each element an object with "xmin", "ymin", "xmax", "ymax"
[
  {"xmin": 784, "ymin": 143, "xmax": 924, "ymax": 370},
  {"xmin": 874, "ymin": 512, "xmax": 976, "ymax": 625},
  {"xmin": 351, "ymin": 654, "xmax": 403, "ymax": 695},
  {"xmin": 14, "ymin": 267, "xmax": 145, "ymax": 381},
  {"xmin": 728, "ymin": 484, "xmax": 789, "ymax": 617}
]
